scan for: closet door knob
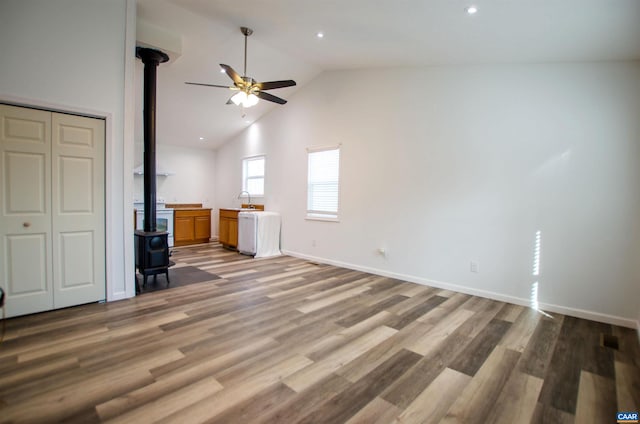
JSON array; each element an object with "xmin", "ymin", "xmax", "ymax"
[{"xmin": 23, "ymin": 222, "xmax": 31, "ymax": 228}]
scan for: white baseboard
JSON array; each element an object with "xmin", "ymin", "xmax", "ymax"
[{"xmin": 282, "ymin": 249, "xmax": 637, "ymax": 329}]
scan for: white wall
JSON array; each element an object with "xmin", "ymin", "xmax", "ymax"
[
  {"xmin": 0, "ymin": 0, "xmax": 136, "ymax": 300},
  {"xmin": 216, "ymin": 62, "xmax": 640, "ymax": 326},
  {"xmin": 213, "ymin": 125, "xmax": 270, "ymax": 237},
  {"xmin": 134, "ymin": 143, "xmax": 216, "ymax": 228}
]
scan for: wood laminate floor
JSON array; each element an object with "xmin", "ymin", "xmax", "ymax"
[{"xmin": 0, "ymin": 243, "xmax": 638, "ymax": 423}]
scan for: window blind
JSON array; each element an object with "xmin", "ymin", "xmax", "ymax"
[
  {"xmin": 307, "ymin": 147, "xmax": 340, "ymax": 219},
  {"xmin": 242, "ymin": 155, "xmax": 265, "ymax": 196}
]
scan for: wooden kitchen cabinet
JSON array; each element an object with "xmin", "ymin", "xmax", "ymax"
[
  {"xmin": 219, "ymin": 205, "xmax": 265, "ymax": 249},
  {"xmin": 219, "ymin": 209, "xmax": 239, "ymax": 248},
  {"xmin": 173, "ymin": 208, "xmax": 211, "ymax": 246}
]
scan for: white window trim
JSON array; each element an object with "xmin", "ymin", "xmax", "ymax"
[
  {"xmin": 242, "ymin": 154, "xmax": 265, "ymax": 197},
  {"xmin": 305, "ymin": 214, "xmax": 340, "ymax": 222},
  {"xmin": 306, "ymin": 144, "xmax": 340, "ymax": 153},
  {"xmin": 306, "ymin": 144, "xmax": 341, "ymax": 222}
]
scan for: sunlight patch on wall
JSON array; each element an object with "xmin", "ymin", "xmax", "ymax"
[
  {"xmin": 532, "ymin": 149, "xmax": 572, "ymax": 178},
  {"xmin": 532, "ymin": 230, "xmax": 541, "ymax": 277},
  {"xmin": 531, "ymin": 281, "xmax": 540, "ymax": 311},
  {"xmin": 530, "ymin": 230, "xmax": 552, "ymax": 318}
]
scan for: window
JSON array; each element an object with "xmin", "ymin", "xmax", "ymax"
[
  {"xmin": 242, "ymin": 155, "xmax": 265, "ymax": 196},
  {"xmin": 307, "ymin": 146, "xmax": 340, "ymax": 220}
]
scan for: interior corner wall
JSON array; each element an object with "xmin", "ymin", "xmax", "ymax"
[
  {"xmin": 215, "ymin": 61, "xmax": 640, "ymax": 326},
  {"xmin": 0, "ymin": 0, "xmax": 133, "ymax": 300}
]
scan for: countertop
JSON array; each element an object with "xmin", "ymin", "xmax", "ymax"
[{"xmin": 221, "ymin": 204, "xmax": 265, "ymax": 212}]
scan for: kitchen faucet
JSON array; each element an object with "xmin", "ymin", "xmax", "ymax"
[{"xmin": 238, "ymin": 190, "xmax": 253, "ymax": 209}]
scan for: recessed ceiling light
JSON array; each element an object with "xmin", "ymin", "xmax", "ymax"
[
  {"xmin": 466, "ymin": 5, "xmax": 478, "ymax": 14},
  {"xmin": 199, "ymin": 137, "xmax": 204, "ymax": 140},
  {"xmin": 316, "ymin": 32, "xmax": 324, "ymax": 39}
]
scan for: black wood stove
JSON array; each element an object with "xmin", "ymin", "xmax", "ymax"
[
  {"xmin": 134, "ymin": 47, "xmax": 171, "ymax": 291},
  {"xmin": 135, "ymin": 229, "xmax": 170, "ymax": 287}
]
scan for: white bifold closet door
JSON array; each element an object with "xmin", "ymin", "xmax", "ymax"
[{"xmin": 0, "ymin": 104, "xmax": 105, "ymax": 318}]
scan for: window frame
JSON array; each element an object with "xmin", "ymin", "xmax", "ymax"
[
  {"xmin": 306, "ymin": 145, "xmax": 341, "ymax": 222},
  {"xmin": 242, "ymin": 154, "xmax": 265, "ymax": 197}
]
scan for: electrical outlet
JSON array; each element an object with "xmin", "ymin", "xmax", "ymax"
[{"xmin": 470, "ymin": 261, "xmax": 479, "ymax": 273}]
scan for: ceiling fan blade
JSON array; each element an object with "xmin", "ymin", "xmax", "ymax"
[
  {"xmin": 220, "ymin": 64, "xmax": 244, "ymax": 85},
  {"xmin": 257, "ymin": 91, "xmax": 287, "ymax": 105},
  {"xmin": 185, "ymin": 82, "xmax": 231, "ymax": 89},
  {"xmin": 256, "ymin": 80, "xmax": 297, "ymax": 90}
]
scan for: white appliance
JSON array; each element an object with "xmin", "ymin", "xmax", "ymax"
[
  {"xmin": 238, "ymin": 211, "xmax": 281, "ymax": 257},
  {"xmin": 134, "ymin": 198, "xmax": 174, "ymax": 247}
]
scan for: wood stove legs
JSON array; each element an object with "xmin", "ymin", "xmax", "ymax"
[
  {"xmin": 142, "ymin": 270, "xmax": 170, "ymax": 288},
  {"xmin": 135, "ymin": 260, "xmax": 176, "ymax": 294},
  {"xmin": 136, "ymin": 271, "xmax": 169, "ymax": 294}
]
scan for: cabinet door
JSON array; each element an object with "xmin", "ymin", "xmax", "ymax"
[
  {"xmin": 174, "ymin": 216, "xmax": 194, "ymax": 242},
  {"xmin": 0, "ymin": 105, "xmax": 53, "ymax": 317},
  {"xmin": 219, "ymin": 218, "xmax": 230, "ymax": 244},
  {"xmin": 229, "ymin": 219, "xmax": 238, "ymax": 247},
  {"xmin": 194, "ymin": 216, "xmax": 210, "ymax": 240}
]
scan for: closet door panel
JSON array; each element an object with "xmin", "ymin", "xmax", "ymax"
[
  {"xmin": 0, "ymin": 105, "xmax": 53, "ymax": 316},
  {"xmin": 4, "ymin": 151, "xmax": 46, "ymax": 214},
  {"xmin": 52, "ymin": 112, "xmax": 105, "ymax": 308},
  {"xmin": 5, "ymin": 235, "xmax": 46, "ymax": 292}
]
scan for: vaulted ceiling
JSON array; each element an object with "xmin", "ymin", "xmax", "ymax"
[{"xmin": 136, "ymin": 0, "xmax": 640, "ymax": 149}]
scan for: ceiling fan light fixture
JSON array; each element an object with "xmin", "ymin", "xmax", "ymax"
[
  {"xmin": 231, "ymin": 91, "xmax": 259, "ymax": 107},
  {"xmin": 246, "ymin": 93, "xmax": 259, "ymax": 107},
  {"xmin": 230, "ymin": 91, "xmax": 246, "ymax": 106}
]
